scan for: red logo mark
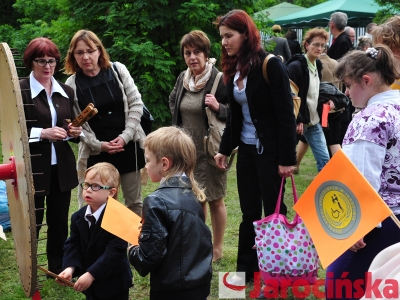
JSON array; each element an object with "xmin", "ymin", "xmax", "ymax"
[{"xmin": 222, "ymin": 272, "xmax": 247, "ymax": 291}]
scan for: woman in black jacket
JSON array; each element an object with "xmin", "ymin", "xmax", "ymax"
[
  {"xmin": 287, "ymin": 28, "xmax": 330, "ymax": 172},
  {"xmin": 215, "ymin": 9, "xmax": 297, "ymax": 282}
]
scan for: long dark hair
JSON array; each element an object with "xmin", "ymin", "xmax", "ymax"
[{"xmin": 215, "ymin": 10, "xmax": 262, "ymax": 84}]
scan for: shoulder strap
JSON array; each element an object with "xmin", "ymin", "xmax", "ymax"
[
  {"xmin": 210, "ymin": 72, "xmax": 223, "ymax": 95},
  {"xmin": 262, "ymin": 54, "xmax": 275, "ymax": 85},
  {"xmin": 290, "ymin": 79, "xmax": 299, "ymax": 94},
  {"xmin": 112, "ymin": 62, "xmax": 122, "ymax": 83}
]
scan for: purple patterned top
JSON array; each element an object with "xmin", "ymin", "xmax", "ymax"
[{"xmin": 343, "ymin": 91, "xmax": 400, "ymax": 206}]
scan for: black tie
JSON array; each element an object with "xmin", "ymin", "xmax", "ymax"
[{"xmin": 87, "ymin": 215, "xmax": 96, "ymax": 235}]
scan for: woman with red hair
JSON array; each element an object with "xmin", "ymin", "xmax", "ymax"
[
  {"xmin": 20, "ymin": 37, "xmax": 81, "ymax": 274},
  {"xmin": 214, "ymin": 10, "xmax": 297, "ymax": 282}
]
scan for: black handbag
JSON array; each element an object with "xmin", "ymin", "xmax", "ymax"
[{"xmin": 112, "ymin": 62, "xmax": 154, "ymax": 135}]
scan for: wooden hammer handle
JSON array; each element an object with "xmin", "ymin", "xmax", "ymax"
[
  {"xmin": 37, "ymin": 266, "xmax": 75, "ymax": 287},
  {"xmin": 67, "ymin": 103, "xmax": 98, "ymax": 127}
]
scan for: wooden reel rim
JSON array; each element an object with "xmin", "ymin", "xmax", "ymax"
[{"xmin": 0, "ymin": 42, "xmax": 37, "ymax": 297}]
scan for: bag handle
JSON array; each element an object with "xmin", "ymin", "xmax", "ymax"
[
  {"xmin": 210, "ymin": 72, "xmax": 223, "ymax": 96},
  {"xmin": 262, "ymin": 54, "xmax": 275, "ymax": 85},
  {"xmin": 274, "ymin": 175, "xmax": 299, "ymax": 215}
]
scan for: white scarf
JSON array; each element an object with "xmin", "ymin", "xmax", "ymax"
[{"xmin": 183, "ymin": 58, "xmax": 216, "ymax": 92}]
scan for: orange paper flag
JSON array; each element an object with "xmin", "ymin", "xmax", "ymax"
[
  {"xmin": 101, "ymin": 197, "xmax": 142, "ymax": 245},
  {"xmin": 293, "ymin": 149, "xmax": 392, "ymax": 269}
]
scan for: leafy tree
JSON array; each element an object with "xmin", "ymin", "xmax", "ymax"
[
  {"xmin": 373, "ymin": 0, "xmax": 400, "ymax": 23},
  {"xmin": 72, "ymin": 0, "xmax": 254, "ymax": 125},
  {"xmin": 1, "ymin": 0, "xmax": 255, "ymax": 126},
  {"xmin": 0, "ymin": 0, "xmax": 22, "ymax": 28},
  {"xmin": 293, "ymin": 0, "xmax": 327, "ymax": 7},
  {"xmin": 254, "ymin": 0, "xmax": 280, "ymax": 11}
]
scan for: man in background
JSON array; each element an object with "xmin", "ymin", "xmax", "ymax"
[
  {"xmin": 327, "ymin": 12, "xmax": 353, "ymax": 60},
  {"xmin": 327, "ymin": 12, "xmax": 353, "ymax": 145},
  {"xmin": 266, "ymin": 24, "xmax": 291, "ymax": 62},
  {"xmin": 345, "ymin": 26, "xmax": 356, "ymax": 48}
]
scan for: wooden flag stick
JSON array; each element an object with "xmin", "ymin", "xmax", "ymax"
[
  {"xmin": 390, "ymin": 213, "xmax": 400, "ymax": 229},
  {"xmin": 37, "ymin": 266, "xmax": 75, "ymax": 287}
]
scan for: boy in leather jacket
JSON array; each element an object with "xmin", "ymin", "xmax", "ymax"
[{"xmin": 128, "ymin": 126, "xmax": 212, "ymax": 300}]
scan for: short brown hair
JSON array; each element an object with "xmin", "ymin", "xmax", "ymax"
[
  {"xmin": 64, "ymin": 30, "xmax": 111, "ymax": 75},
  {"xmin": 180, "ymin": 30, "xmax": 211, "ymax": 60},
  {"xmin": 23, "ymin": 37, "xmax": 61, "ymax": 71},
  {"xmin": 302, "ymin": 28, "xmax": 329, "ymax": 53}
]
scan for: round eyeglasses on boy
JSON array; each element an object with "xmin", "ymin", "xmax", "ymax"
[{"xmin": 80, "ymin": 182, "xmax": 113, "ymax": 191}]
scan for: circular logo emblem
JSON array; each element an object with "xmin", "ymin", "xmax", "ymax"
[{"xmin": 315, "ymin": 181, "xmax": 360, "ymax": 239}]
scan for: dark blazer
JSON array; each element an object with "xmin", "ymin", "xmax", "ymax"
[
  {"xmin": 20, "ymin": 78, "xmax": 78, "ymax": 196},
  {"xmin": 287, "ymin": 54, "xmax": 323, "ymax": 125},
  {"xmin": 327, "ymin": 32, "xmax": 353, "ymax": 60},
  {"xmin": 63, "ymin": 205, "xmax": 133, "ymax": 299},
  {"xmin": 219, "ymin": 50, "xmax": 297, "ymax": 167},
  {"xmin": 266, "ymin": 36, "xmax": 292, "ymax": 62},
  {"xmin": 169, "ymin": 66, "xmax": 228, "ymax": 127},
  {"xmin": 129, "ymin": 176, "xmax": 212, "ymax": 300}
]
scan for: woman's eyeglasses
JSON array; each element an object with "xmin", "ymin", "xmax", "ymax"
[
  {"xmin": 81, "ymin": 182, "xmax": 113, "ymax": 191},
  {"xmin": 33, "ymin": 59, "xmax": 58, "ymax": 67},
  {"xmin": 74, "ymin": 48, "xmax": 98, "ymax": 57},
  {"xmin": 310, "ymin": 43, "xmax": 326, "ymax": 49}
]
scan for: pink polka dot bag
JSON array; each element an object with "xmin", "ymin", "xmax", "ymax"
[{"xmin": 253, "ymin": 175, "xmax": 319, "ymax": 284}]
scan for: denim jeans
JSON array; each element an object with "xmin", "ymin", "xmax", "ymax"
[{"xmin": 303, "ymin": 123, "xmax": 329, "ymax": 171}]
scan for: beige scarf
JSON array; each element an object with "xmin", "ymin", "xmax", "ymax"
[{"xmin": 183, "ymin": 58, "xmax": 216, "ymax": 92}]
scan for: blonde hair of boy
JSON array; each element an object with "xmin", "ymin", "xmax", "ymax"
[
  {"xmin": 85, "ymin": 162, "xmax": 121, "ymax": 200},
  {"xmin": 144, "ymin": 126, "xmax": 206, "ymax": 202}
]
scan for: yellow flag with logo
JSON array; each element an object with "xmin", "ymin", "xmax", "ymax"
[{"xmin": 293, "ymin": 149, "xmax": 392, "ymax": 269}]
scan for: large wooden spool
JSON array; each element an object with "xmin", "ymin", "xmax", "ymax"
[{"xmin": 0, "ymin": 42, "xmax": 37, "ymax": 297}]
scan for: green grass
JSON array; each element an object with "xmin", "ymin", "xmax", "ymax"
[{"xmin": 0, "ymin": 143, "xmax": 322, "ymax": 299}]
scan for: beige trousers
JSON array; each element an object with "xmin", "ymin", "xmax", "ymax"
[{"xmin": 120, "ymin": 170, "xmax": 142, "ymax": 217}]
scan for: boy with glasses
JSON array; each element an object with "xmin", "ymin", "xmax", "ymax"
[{"xmin": 58, "ymin": 162, "xmax": 132, "ymax": 300}]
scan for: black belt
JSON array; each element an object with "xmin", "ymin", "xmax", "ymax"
[{"xmin": 40, "ymin": 139, "xmax": 61, "ymax": 144}]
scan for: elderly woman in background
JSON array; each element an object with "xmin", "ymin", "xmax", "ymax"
[
  {"xmin": 356, "ymin": 36, "xmax": 373, "ymax": 51},
  {"xmin": 20, "ymin": 37, "xmax": 81, "ymax": 274},
  {"xmin": 64, "ymin": 30, "xmax": 146, "ymax": 216},
  {"xmin": 169, "ymin": 30, "xmax": 228, "ymax": 262}
]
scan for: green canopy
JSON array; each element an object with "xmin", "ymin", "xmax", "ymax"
[
  {"xmin": 274, "ymin": 0, "xmax": 380, "ymax": 28},
  {"xmin": 254, "ymin": 2, "xmax": 306, "ymax": 22}
]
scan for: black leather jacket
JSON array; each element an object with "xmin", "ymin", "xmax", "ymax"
[{"xmin": 129, "ymin": 176, "xmax": 212, "ymax": 299}]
